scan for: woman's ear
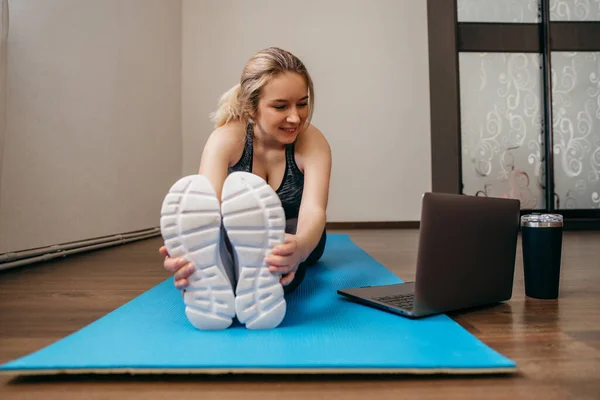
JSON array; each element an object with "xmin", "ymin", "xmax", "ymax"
[{"xmin": 248, "ymin": 109, "xmax": 258, "ymax": 123}]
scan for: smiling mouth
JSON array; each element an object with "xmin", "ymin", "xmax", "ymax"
[{"xmin": 279, "ymin": 127, "xmax": 298, "ymax": 134}]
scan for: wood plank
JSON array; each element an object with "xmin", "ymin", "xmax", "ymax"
[
  {"xmin": 551, "ymin": 22, "xmax": 600, "ymax": 51},
  {"xmin": 457, "ymin": 23, "xmax": 541, "ymax": 53},
  {"xmin": 427, "ymin": 0, "xmax": 461, "ymax": 194}
]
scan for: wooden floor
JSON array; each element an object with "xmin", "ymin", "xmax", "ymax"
[{"xmin": 0, "ymin": 229, "xmax": 599, "ymax": 399}]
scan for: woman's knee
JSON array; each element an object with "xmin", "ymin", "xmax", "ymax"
[
  {"xmin": 304, "ymin": 230, "xmax": 327, "ymax": 265},
  {"xmin": 282, "ymin": 229, "xmax": 326, "ymax": 295},
  {"xmin": 283, "ymin": 265, "xmax": 305, "ymax": 294}
]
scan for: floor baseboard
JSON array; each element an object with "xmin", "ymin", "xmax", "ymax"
[{"xmin": 326, "ymin": 221, "xmax": 420, "ymax": 230}]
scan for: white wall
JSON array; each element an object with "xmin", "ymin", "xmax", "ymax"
[
  {"xmin": 182, "ymin": 0, "xmax": 432, "ymax": 222},
  {"xmin": 0, "ymin": 0, "xmax": 182, "ymax": 253},
  {"xmin": 0, "ymin": 0, "xmax": 432, "ymax": 254}
]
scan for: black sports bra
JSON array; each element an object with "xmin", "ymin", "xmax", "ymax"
[{"xmin": 227, "ymin": 124, "xmax": 304, "ymax": 220}]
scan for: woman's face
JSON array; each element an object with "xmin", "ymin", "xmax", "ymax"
[{"xmin": 254, "ymin": 72, "xmax": 309, "ymax": 146}]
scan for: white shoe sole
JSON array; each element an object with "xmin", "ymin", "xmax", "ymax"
[
  {"xmin": 160, "ymin": 175, "xmax": 236, "ymax": 330},
  {"xmin": 221, "ymin": 172, "xmax": 287, "ymax": 330}
]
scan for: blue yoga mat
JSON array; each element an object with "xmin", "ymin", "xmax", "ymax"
[{"xmin": 0, "ymin": 234, "xmax": 516, "ymax": 375}]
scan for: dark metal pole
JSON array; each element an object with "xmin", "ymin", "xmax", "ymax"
[{"xmin": 540, "ymin": 0, "xmax": 555, "ymax": 211}]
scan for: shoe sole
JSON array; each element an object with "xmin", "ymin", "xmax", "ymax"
[
  {"xmin": 159, "ymin": 175, "xmax": 236, "ymax": 330},
  {"xmin": 221, "ymin": 172, "xmax": 287, "ymax": 330}
]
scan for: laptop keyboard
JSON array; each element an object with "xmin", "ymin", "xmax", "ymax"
[{"xmin": 373, "ymin": 294, "xmax": 415, "ymax": 310}]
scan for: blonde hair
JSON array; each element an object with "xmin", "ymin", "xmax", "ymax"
[{"xmin": 211, "ymin": 47, "xmax": 315, "ymax": 128}]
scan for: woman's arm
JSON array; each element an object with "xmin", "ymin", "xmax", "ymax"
[
  {"xmin": 266, "ymin": 125, "xmax": 332, "ymax": 278},
  {"xmin": 294, "ymin": 125, "xmax": 332, "ymax": 261},
  {"xmin": 198, "ymin": 122, "xmax": 245, "ymax": 201},
  {"xmin": 159, "ymin": 123, "xmax": 243, "ymax": 288}
]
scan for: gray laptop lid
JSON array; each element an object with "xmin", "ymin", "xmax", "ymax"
[{"xmin": 412, "ymin": 193, "xmax": 520, "ymax": 316}]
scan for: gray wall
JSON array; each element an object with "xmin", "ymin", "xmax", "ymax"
[
  {"xmin": 182, "ymin": 0, "xmax": 432, "ymax": 223},
  {"xmin": 0, "ymin": 0, "xmax": 433, "ymax": 253},
  {"xmin": 0, "ymin": 0, "xmax": 182, "ymax": 253}
]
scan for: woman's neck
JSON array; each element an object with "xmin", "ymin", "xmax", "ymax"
[{"xmin": 252, "ymin": 123, "xmax": 286, "ymax": 151}]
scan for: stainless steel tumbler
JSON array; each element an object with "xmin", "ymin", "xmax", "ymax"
[{"xmin": 521, "ymin": 214, "xmax": 564, "ymax": 299}]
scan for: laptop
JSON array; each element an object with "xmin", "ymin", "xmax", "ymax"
[{"xmin": 337, "ymin": 192, "xmax": 521, "ymax": 318}]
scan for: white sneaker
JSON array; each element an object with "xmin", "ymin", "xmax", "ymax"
[
  {"xmin": 160, "ymin": 175, "xmax": 236, "ymax": 330},
  {"xmin": 221, "ymin": 172, "xmax": 287, "ymax": 330}
]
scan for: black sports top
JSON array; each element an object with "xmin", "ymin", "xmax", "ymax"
[{"xmin": 228, "ymin": 124, "xmax": 304, "ymax": 220}]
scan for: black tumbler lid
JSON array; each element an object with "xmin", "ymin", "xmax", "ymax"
[{"xmin": 521, "ymin": 213, "xmax": 563, "ymax": 228}]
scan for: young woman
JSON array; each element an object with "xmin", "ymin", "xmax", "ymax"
[{"xmin": 159, "ymin": 47, "xmax": 331, "ymax": 331}]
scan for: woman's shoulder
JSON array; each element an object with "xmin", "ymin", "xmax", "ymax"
[
  {"xmin": 210, "ymin": 120, "xmax": 247, "ymax": 143},
  {"xmin": 294, "ymin": 124, "xmax": 331, "ymax": 173},
  {"xmin": 296, "ymin": 124, "xmax": 330, "ymax": 153},
  {"xmin": 205, "ymin": 120, "xmax": 246, "ymax": 151},
  {"xmin": 203, "ymin": 120, "xmax": 247, "ymax": 163}
]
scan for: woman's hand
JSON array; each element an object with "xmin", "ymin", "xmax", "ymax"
[
  {"xmin": 159, "ymin": 246, "xmax": 195, "ymax": 290},
  {"xmin": 264, "ymin": 234, "xmax": 305, "ymax": 286}
]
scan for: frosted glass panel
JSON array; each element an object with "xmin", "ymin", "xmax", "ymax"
[
  {"xmin": 457, "ymin": 0, "xmax": 540, "ymax": 22},
  {"xmin": 552, "ymin": 52, "xmax": 600, "ymax": 209},
  {"xmin": 459, "ymin": 53, "xmax": 546, "ymax": 209},
  {"xmin": 457, "ymin": 0, "xmax": 600, "ymax": 22},
  {"xmin": 550, "ymin": 0, "xmax": 600, "ymax": 21}
]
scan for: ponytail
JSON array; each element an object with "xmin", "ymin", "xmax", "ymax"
[{"xmin": 210, "ymin": 83, "xmax": 243, "ymax": 127}]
